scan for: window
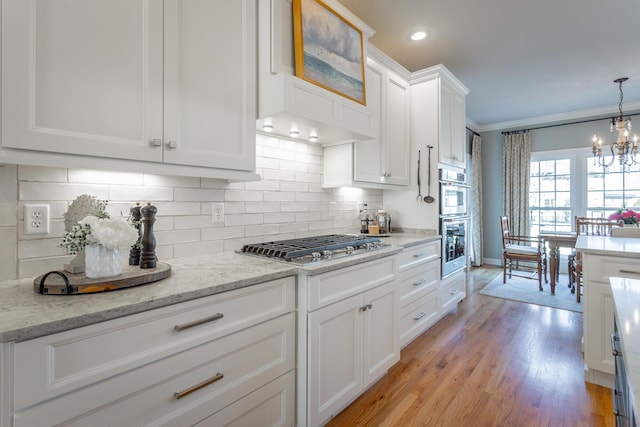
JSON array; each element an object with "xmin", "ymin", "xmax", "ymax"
[
  {"xmin": 529, "ymin": 158, "xmax": 572, "ymax": 236},
  {"xmin": 529, "ymin": 149, "xmax": 640, "ymax": 236}
]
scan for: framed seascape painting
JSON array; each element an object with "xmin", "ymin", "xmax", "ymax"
[{"xmin": 293, "ymin": 0, "xmax": 366, "ymax": 105}]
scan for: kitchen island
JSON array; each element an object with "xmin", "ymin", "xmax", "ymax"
[
  {"xmin": 610, "ymin": 277, "xmax": 640, "ymax": 425},
  {"xmin": 575, "ymin": 235, "xmax": 640, "ymax": 388}
]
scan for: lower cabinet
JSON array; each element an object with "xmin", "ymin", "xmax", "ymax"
[
  {"xmin": 582, "ymin": 253, "xmax": 640, "ymax": 387},
  {"xmin": 300, "ymin": 256, "xmax": 399, "ymax": 427},
  {"xmin": 8, "ymin": 277, "xmax": 296, "ymax": 426}
]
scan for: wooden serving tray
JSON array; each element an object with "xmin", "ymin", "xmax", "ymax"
[{"xmin": 34, "ymin": 262, "xmax": 171, "ymax": 295}]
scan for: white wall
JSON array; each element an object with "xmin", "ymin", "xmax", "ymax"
[{"xmin": 0, "ymin": 134, "xmax": 385, "ymax": 280}]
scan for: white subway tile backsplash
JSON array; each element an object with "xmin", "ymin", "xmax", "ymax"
[
  {"xmin": 18, "ymin": 165, "xmax": 67, "ymax": 182},
  {"xmin": 173, "ymin": 240, "xmax": 224, "ymax": 258},
  {"xmin": 224, "ymin": 213, "xmax": 263, "ymax": 227},
  {"xmin": 245, "ymin": 202, "xmax": 281, "ymax": 213},
  {"xmin": 264, "ymin": 191, "xmax": 296, "ymax": 202},
  {"xmin": 154, "ymin": 229, "xmax": 201, "ymax": 245},
  {"xmin": 262, "ymin": 169, "xmax": 296, "ymax": 182},
  {"xmin": 174, "ymin": 188, "xmax": 224, "ymax": 202},
  {"xmin": 20, "ymin": 182, "xmax": 109, "ymax": 201},
  {"xmin": 109, "ymin": 186, "xmax": 173, "ymax": 202},
  {"xmin": 0, "ymin": 227, "xmax": 17, "ymax": 280},
  {"xmin": 225, "ymin": 190, "xmax": 263, "ymax": 202},
  {"xmin": 68, "ymin": 169, "xmax": 144, "ymax": 185},
  {"xmin": 144, "ymin": 174, "xmax": 201, "ymax": 188},
  {"xmin": 3, "ymin": 135, "xmax": 384, "ymax": 280}
]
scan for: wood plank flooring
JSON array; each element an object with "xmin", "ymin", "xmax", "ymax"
[{"xmin": 326, "ymin": 266, "xmax": 614, "ymax": 427}]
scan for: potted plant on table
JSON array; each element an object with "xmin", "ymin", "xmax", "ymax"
[
  {"xmin": 608, "ymin": 208, "xmax": 640, "ymax": 226},
  {"xmin": 61, "ymin": 195, "xmax": 138, "ymax": 278}
]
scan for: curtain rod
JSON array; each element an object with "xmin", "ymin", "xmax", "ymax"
[
  {"xmin": 465, "ymin": 126, "xmax": 480, "ymax": 136},
  {"xmin": 501, "ymin": 113, "xmax": 640, "ymax": 135}
]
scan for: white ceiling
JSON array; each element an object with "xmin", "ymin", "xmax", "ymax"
[{"xmin": 339, "ymin": 0, "xmax": 640, "ymax": 131}]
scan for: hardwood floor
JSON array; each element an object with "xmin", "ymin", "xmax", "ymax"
[{"xmin": 326, "ymin": 266, "xmax": 614, "ymax": 427}]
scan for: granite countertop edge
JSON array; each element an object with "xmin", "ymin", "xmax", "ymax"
[{"xmin": 0, "ymin": 233, "xmax": 438, "ymax": 343}]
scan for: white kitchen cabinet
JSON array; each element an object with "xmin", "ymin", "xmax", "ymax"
[
  {"xmin": 440, "ymin": 268, "xmax": 466, "ymax": 312},
  {"xmin": 582, "ymin": 253, "xmax": 640, "ymax": 388},
  {"xmin": 257, "ymin": 0, "xmax": 376, "ymax": 145},
  {"xmin": 395, "ymin": 240, "xmax": 442, "ymax": 347},
  {"xmin": 299, "ymin": 256, "xmax": 399, "ymax": 427},
  {"xmin": 323, "ymin": 49, "xmax": 411, "ymax": 189},
  {"xmin": 353, "ymin": 52, "xmax": 411, "ymax": 186},
  {"xmin": 1, "ymin": 0, "xmax": 258, "ymax": 180},
  {"xmin": 410, "ymin": 65, "xmax": 469, "ymax": 171},
  {"xmin": 438, "ymin": 78, "xmax": 467, "ymax": 168},
  {"xmin": 6, "ymin": 277, "xmax": 295, "ymax": 426}
]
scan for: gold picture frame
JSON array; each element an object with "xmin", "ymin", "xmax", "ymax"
[{"xmin": 293, "ymin": 0, "xmax": 366, "ymax": 105}]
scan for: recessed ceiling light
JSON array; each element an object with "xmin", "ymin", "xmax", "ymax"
[{"xmin": 409, "ymin": 30, "xmax": 428, "ymax": 41}]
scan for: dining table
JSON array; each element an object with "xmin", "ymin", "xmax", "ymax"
[{"xmin": 539, "ymin": 231, "xmax": 578, "ymax": 295}]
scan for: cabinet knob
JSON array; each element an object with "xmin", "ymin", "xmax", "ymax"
[
  {"xmin": 166, "ymin": 140, "xmax": 177, "ymax": 150},
  {"xmin": 151, "ymin": 138, "xmax": 162, "ymax": 148}
]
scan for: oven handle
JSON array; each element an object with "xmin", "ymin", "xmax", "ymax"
[
  {"xmin": 440, "ymin": 216, "xmax": 471, "ymax": 222},
  {"xmin": 439, "ymin": 180, "xmax": 470, "ymax": 188}
]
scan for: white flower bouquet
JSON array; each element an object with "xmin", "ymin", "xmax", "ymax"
[{"xmin": 79, "ymin": 215, "xmax": 139, "ymax": 250}]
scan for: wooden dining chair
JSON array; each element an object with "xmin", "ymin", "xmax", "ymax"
[
  {"xmin": 570, "ymin": 216, "xmax": 623, "ymax": 302},
  {"xmin": 499, "ymin": 216, "xmax": 547, "ymax": 290}
]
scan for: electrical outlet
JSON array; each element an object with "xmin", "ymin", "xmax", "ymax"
[
  {"xmin": 212, "ymin": 203, "xmax": 224, "ymax": 223},
  {"xmin": 24, "ymin": 204, "xmax": 50, "ymax": 235}
]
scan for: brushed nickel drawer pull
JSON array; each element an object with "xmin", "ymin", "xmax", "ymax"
[
  {"xmin": 174, "ymin": 372, "xmax": 224, "ymax": 400},
  {"xmin": 413, "ymin": 279, "xmax": 426, "ymax": 286},
  {"xmin": 414, "ymin": 312, "xmax": 426, "ymax": 320},
  {"xmin": 151, "ymin": 138, "xmax": 162, "ymax": 147},
  {"xmin": 174, "ymin": 313, "xmax": 224, "ymax": 331},
  {"xmin": 450, "ymin": 290, "xmax": 459, "ymax": 295},
  {"xmin": 619, "ymin": 269, "xmax": 640, "ymax": 276},
  {"xmin": 413, "ymin": 252, "xmax": 426, "ymax": 258},
  {"xmin": 360, "ymin": 304, "xmax": 373, "ymax": 312}
]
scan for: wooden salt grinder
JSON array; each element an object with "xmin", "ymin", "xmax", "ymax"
[
  {"xmin": 140, "ymin": 202, "xmax": 157, "ymax": 269},
  {"xmin": 128, "ymin": 202, "xmax": 142, "ymax": 266}
]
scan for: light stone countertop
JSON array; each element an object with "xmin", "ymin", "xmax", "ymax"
[
  {"xmin": 575, "ymin": 235, "xmax": 640, "ymax": 257},
  {"xmin": 0, "ymin": 233, "xmax": 440, "ymax": 343},
  {"xmin": 610, "ymin": 277, "xmax": 640, "ymax": 418}
]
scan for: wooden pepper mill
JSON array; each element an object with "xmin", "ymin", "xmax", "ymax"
[
  {"xmin": 128, "ymin": 202, "xmax": 142, "ymax": 266},
  {"xmin": 140, "ymin": 202, "xmax": 157, "ymax": 269}
]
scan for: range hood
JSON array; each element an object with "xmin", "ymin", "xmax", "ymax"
[{"xmin": 257, "ymin": 0, "xmax": 377, "ymax": 145}]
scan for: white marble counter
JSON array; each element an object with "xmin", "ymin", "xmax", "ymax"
[
  {"xmin": 576, "ymin": 235, "xmax": 640, "ymax": 257},
  {"xmin": 610, "ymin": 277, "xmax": 640, "ymax": 418},
  {"xmin": 0, "ymin": 233, "xmax": 438, "ymax": 343}
]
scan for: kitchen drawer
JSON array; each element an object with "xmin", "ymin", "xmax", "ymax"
[
  {"xmin": 399, "ymin": 288, "xmax": 439, "ymax": 348},
  {"xmin": 13, "ymin": 313, "xmax": 295, "ymax": 427},
  {"xmin": 307, "ymin": 256, "xmax": 395, "ymax": 311},
  {"xmin": 397, "ymin": 257, "xmax": 440, "ymax": 307},
  {"xmin": 583, "ymin": 254, "xmax": 640, "ymax": 283},
  {"xmin": 13, "ymin": 276, "xmax": 295, "ymax": 411},
  {"xmin": 440, "ymin": 271, "xmax": 465, "ymax": 313},
  {"xmin": 396, "ymin": 240, "xmax": 440, "ymax": 273},
  {"xmin": 193, "ymin": 371, "xmax": 295, "ymax": 427}
]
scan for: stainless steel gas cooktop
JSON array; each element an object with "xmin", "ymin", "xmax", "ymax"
[{"xmin": 239, "ymin": 234, "xmax": 388, "ymax": 266}]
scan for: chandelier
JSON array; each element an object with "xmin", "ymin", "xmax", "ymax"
[{"xmin": 591, "ymin": 77, "xmax": 638, "ymax": 168}]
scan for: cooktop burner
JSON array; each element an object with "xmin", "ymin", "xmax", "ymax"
[{"xmin": 240, "ymin": 234, "xmax": 384, "ymax": 264}]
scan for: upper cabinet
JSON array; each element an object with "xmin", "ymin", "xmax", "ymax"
[
  {"xmin": 257, "ymin": 0, "xmax": 377, "ymax": 145},
  {"xmin": 1, "ymin": 0, "xmax": 259, "ymax": 180},
  {"xmin": 323, "ymin": 48, "xmax": 411, "ymax": 188},
  {"xmin": 410, "ymin": 65, "xmax": 469, "ymax": 170}
]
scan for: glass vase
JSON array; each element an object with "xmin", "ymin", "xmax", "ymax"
[{"xmin": 85, "ymin": 244, "xmax": 123, "ymax": 279}]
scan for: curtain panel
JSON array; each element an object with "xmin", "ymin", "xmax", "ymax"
[
  {"xmin": 470, "ymin": 134, "xmax": 483, "ymax": 266},
  {"xmin": 503, "ymin": 131, "xmax": 531, "ymax": 236}
]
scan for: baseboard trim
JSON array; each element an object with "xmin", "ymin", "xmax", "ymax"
[{"xmin": 482, "ymin": 258, "xmax": 501, "ymax": 266}]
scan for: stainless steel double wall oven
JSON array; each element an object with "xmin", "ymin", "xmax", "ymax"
[{"xmin": 439, "ymin": 166, "xmax": 469, "ymax": 278}]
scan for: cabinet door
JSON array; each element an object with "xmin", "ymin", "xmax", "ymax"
[
  {"xmin": 438, "ymin": 78, "xmax": 466, "ymax": 169},
  {"xmin": 382, "ymin": 69, "xmax": 410, "ymax": 185},
  {"xmin": 353, "ymin": 59, "xmax": 384, "ymax": 184},
  {"xmin": 2, "ymin": 0, "xmax": 163, "ymax": 162},
  {"xmin": 163, "ymin": 0, "xmax": 256, "ymax": 171},
  {"xmin": 308, "ymin": 294, "xmax": 364, "ymax": 427},
  {"xmin": 584, "ymin": 280, "xmax": 615, "ymax": 374},
  {"xmin": 363, "ymin": 281, "xmax": 399, "ymax": 387}
]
